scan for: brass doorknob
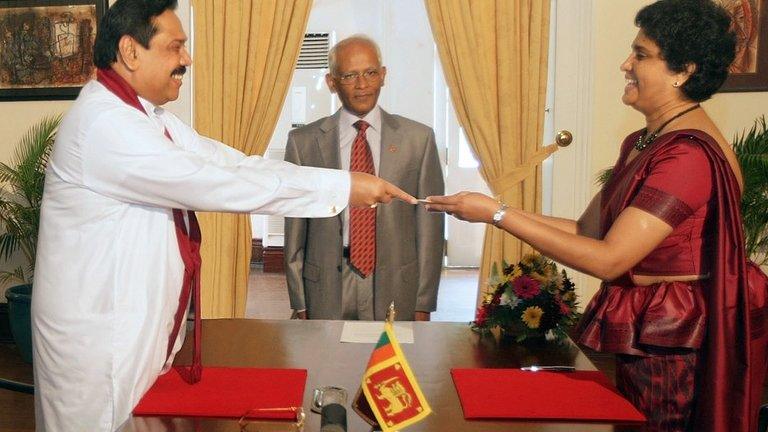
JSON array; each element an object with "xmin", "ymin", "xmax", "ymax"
[{"xmin": 555, "ymin": 130, "xmax": 573, "ymax": 147}]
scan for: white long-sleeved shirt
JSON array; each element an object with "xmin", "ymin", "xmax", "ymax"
[{"xmin": 32, "ymin": 80, "xmax": 350, "ymax": 431}]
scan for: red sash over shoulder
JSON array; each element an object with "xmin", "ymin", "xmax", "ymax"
[
  {"xmin": 96, "ymin": 68, "xmax": 202, "ymax": 384},
  {"xmin": 574, "ymin": 130, "xmax": 768, "ymax": 432}
]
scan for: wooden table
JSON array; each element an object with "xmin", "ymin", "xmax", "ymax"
[{"xmin": 126, "ymin": 319, "xmax": 642, "ymax": 431}]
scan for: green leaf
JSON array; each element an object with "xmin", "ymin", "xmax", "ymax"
[
  {"xmin": 595, "ymin": 167, "xmax": 613, "ymax": 186},
  {"xmin": 733, "ymin": 116, "xmax": 768, "ymax": 262},
  {"xmin": 0, "ymin": 115, "xmax": 61, "ymax": 286},
  {"xmin": 488, "ymin": 261, "xmax": 503, "ymax": 287},
  {"xmin": 0, "ymin": 266, "xmax": 26, "ymax": 285}
]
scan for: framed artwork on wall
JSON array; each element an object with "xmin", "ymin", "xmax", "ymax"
[
  {"xmin": 717, "ymin": 0, "xmax": 768, "ymax": 92},
  {"xmin": 0, "ymin": 0, "xmax": 108, "ymax": 101}
]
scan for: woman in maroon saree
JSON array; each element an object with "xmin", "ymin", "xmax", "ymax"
[{"xmin": 425, "ymin": 1, "xmax": 768, "ymax": 431}]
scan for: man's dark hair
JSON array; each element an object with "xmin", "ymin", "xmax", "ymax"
[
  {"xmin": 635, "ymin": 0, "xmax": 736, "ymax": 102},
  {"xmin": 93, "ymin": 0, "xmax": 178, "ymax": 69}
]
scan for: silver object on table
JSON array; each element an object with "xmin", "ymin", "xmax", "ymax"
[
  {"xmin": 312, "ymin": 386, "xmax": 348, "ymax": 414},
  {"xmin": 520, "ymin": 365, "xmax": 576, "ymax": 372}
]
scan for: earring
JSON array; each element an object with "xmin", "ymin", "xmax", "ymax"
[{"xmin": 673, "ymin": 81, "xmax": 680, "ymax": 88}]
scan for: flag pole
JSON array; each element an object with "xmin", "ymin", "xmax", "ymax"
[
  {"xmin": 354, "ymin": 300, "xmax": 432, "ymax": 431},
  {"xmin": 386, "ymin": 301, "xmax": 396, "ymax": 323}
]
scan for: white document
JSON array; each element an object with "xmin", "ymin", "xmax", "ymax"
[{"xmin": 340, "ymin": 321, "xmax": 414, "ymax": 344}]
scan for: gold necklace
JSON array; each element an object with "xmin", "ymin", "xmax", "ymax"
[{"xmin": 634, "ymin": 104, "xmax": 700, "ymax": 151}]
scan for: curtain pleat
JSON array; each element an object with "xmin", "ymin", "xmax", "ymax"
[
  {"xmin": 192, "ymin": 0, "xmax": 312, "ymax": 318},
  {"xmin": 424, "ymin": 0, "xmax": 552, "ymax": 303}
]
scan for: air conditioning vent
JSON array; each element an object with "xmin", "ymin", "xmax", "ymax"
[
  {"xmin": 296, "ymin": 32, "xmax": 330, "ymax": 70},
  {"xmin": 267, "ymin": 217, "xmax": 284, "ymax": 234}
]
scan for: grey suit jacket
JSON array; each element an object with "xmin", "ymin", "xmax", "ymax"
[{"xmin": 283, "ymin": 109, "xmax": 445, "ymax": 320}]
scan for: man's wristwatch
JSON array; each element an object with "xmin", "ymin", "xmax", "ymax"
[{"xmin": 492, "ymin": 203, "xmax": 509, "ymax": 227}]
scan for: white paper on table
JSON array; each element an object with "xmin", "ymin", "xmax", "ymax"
[{"xmin": 340, "ymin": 321, "xmax": 414, "ymax": 344}]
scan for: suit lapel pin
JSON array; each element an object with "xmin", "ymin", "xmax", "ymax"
[{"xmin": 388, "ymin": 145, "xmax": 398, "ymax": 153}]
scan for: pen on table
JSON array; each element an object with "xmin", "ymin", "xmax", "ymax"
[{"xmin": 520, "ymin": 365, "xmax": 576, "ymax": 372}]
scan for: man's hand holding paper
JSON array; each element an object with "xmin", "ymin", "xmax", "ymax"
[{"xmin": 348, "ymin": 171, "xmax": 417, "ymax": 208}]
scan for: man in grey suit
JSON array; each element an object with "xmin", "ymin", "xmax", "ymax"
[{"xmin": 284, "ymin": 35, "xmax": 444, "ymax": 321}]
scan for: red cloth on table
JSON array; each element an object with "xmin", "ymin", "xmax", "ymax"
[
  {"xmin": 133, "ymin": 367, "xmax": 307, "ymax": 419},
  {"xmin": 451, "ymin": 368, "xmax": 645, "ymax": 423}
]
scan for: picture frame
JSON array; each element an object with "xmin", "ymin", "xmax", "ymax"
[
  {"xmin": 718, "ymin": 0, "xmax": 768, "ymax": 92},
  {"xmin": 0, "ymin": 0, "xmax": 108, "ymax": 101}
]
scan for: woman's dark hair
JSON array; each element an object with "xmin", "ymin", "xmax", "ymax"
[
  {"xmin": 93, "ymin": 0, "xmax": 178, "ymax": 69},
  {"xmin": 635, "ymin": 0, "xmax": 736, "ymax": 102}
]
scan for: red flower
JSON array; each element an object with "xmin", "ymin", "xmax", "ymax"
[
  {"xmin": 512, "ymin": 275, "xmax": 540, "ymax": 299},
  {"xmin": 552, "ymin": 293, "xmax": 569, "ymax": 316},
  {"xmin": 474, "ymin": 306, "xmax": 489, "ymax": 327},
  {"xmin": 490, "ymin": 292, "xmax": 502, "ymax": 305}
]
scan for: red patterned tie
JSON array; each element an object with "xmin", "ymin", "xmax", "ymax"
[{"xmin": 349, "ymin": 120, "xmax": 376, "ymax": 277}]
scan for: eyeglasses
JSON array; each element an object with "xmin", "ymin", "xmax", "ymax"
[
  {"xmin": 237, "ymin": 406, "xmax": 305, "ymax": 431},
  {"xmin": 335, "ymin": 68, "xmax": 381, "ymax": 85}
]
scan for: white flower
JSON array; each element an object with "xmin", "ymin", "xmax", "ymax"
[
  {"xmin": 500, "ymin": 291, "xmax": 521, "ymax": 308},
  {"xmin": 500, "ymin": 292, "xmax": 512, "ymax": 306}
]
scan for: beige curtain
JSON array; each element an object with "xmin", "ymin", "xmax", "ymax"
[
  {"xmin": 192, "ymin": 0, "xmax": 312, "ymax": 318},
  {"xmin": 424, "ymin": 0, "xmax": 553, "ymax": 300}
]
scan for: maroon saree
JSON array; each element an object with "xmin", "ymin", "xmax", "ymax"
[{"xmin": 575, "ymin": 129, "xmax": 768, "ymax": 432}]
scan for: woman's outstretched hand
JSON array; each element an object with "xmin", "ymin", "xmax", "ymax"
[{"xmin": 424, "ymin": 192, "xmax": 501, "ymax": 224}]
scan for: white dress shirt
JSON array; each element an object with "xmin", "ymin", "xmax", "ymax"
[{"xmin": 32, "ymin": 80, "xmax": 350, "ymax": 431}]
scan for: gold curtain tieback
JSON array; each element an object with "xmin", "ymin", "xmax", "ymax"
[{"xmin": 488, "ymin": 144, "xmax": 558, "ymax": 195}]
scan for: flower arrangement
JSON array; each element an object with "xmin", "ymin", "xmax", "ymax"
[{"xmin": 472, "ymin": 253, "xmax": 580, "ymax": 343}]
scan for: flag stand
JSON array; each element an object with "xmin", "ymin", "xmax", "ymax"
[
  {"xmin": 352, "ymin": 386, "xmax": 380, "ymax": 428},
  {"xmin": 352, "ymin": 302, "xmax": 431, "ymax": 432},
  {"xmin": 351, "ymin": 303, "xmax": 397, "ymax": 429}
]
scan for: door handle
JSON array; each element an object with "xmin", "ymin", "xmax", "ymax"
[{"xmin": 555, "ymin": 130, "xmax": 573, "ymax": 147}]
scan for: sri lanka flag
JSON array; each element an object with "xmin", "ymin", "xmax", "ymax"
[{"xmin": 358, "ymin": 320, "xmax": 431, "ymax": 431}]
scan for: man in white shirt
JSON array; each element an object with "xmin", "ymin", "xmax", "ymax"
[
  {"xmin": 32, "ymin": 2, "xmax": 414, "ymax": 431},
  {"xmin": 284, "ymin": 35, "xmax": 444, "ymax": 321}
]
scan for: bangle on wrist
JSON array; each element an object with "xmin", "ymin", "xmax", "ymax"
[{"xmin": 492, "ymin": 203, "xmax": 508, "ymax": 227}]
